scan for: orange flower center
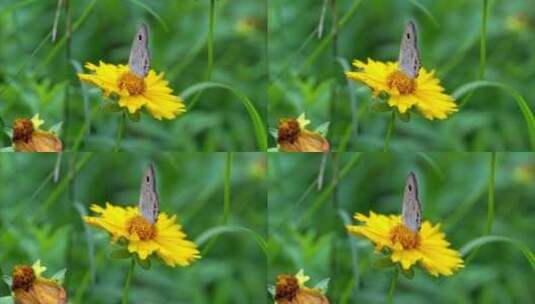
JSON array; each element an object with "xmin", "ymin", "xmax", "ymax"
[
  {"xmin": 118, "ymin": 71, "xmax": 146, "ymax": 95},
  {"xmin": 387, "ymin": 70, "xmax": 416, "ymax": 95},
  {"xmin": 275, "ymin": 274, "xmax": 299, "ymax": 302},
  {"xmin": 390, "ymin": 224, "xmax": 420, "ymax": 249},
  {"xmin": 127, "ymin": 215, "xmax": 156, "ymax": 240},
  {"xmin": 12, "ymin": 119, "xmax": 34, "ymax": 142},
  {"xmin": 278, "ymin": 119, "xmax": 301, "ymax": 144},
  {"xmin": 12, "ymin": 265, "xmax": 36, "ymax": 291}
]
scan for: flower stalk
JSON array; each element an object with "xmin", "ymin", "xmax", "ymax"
[
  {"xmin": 121, "ymin": 258, "xmax": 135, "ymax": 304},
  {"xmin": 383, "ymin": 111, "xmax": 396, "ymax": 152},
  {"xmin": 387, "ymin": 268, "xmax": 399, "ymax": 304}
]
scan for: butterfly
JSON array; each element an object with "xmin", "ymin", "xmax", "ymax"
[
  {"xmin": 398, "ymin": 20, "xmax": 421, "ymax": 79},
  {"xmin": 139, "ymin": 163, "xmax": 159, "ymax": 224},
  {"xmin": 402, "ymin": 171, "xmax": 422, "ymax": 232},
  {"xmin": 128, "ymin": 23, "xmax": 151, "ymax": 78}
]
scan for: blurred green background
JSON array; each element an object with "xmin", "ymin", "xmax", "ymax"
[
  {"xmin": 268, "ymin": 152, "xmax": 535, "ymax": 303},
  {"xmin": 268, "ymin": 0, "xmax": 535, "ymax": 151},
  {"xmin": 0, "ymin": 152, "xmax": 267, "ymax": 303},
  {"xmin": 0, "ymin": 0, "xmax": 267, "ymax": 151}
]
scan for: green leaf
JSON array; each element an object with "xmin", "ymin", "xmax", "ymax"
[
  {"xmin": 110, "ymin": 249, "xmax": 131, "ymax": 259},
  {"xmin": 117, "ymin": 237, "xmax": 129, "ymax": 247},
  {"xmin": 313, "ymin": 278, "xmax": 330, "ymax": 294},
  {"xmin": 268, "ymin": 127, "xmax": 278, "ymax": 140},
  {"xmin": 460, "ymin": 235, "xmax": 535, "ymax": 271},
  {"xmin": 101, "ymin": 102, "xmax": 122, "ymax": 112},
  {"xmin": 315, "ymin": 121, "xmax": 330, "ymax": 137},
  {"xmin": 51, "ymin": 269, "xmax": 67, "ymax": 284},
  {"xmin": 3, "ymin": 128, "xmax": 12, "ymax": 139},
  {"xmin": 127, "ymin": 0, "xmax": 169, "ymax": 32},
  {"xmin": 373, "ymin": 257, "xmax": 395, "ymax": 268},
  {"xmin": 0, "ymin": 147, "xmax": 14, "ymax": 152},
  {"xmin": 400, "ymin": 267, "xmax": 414, "ymax": 279},
  {"xmin": 370, "ymin": 102, "xmax": 391, "ymax": 112},
  {"xmin": 2, "ymin": 276, "xmax": 11, "ymax": 288},
  {"xmin": 48, "ymin": 122, "xmax": 63, "ymax": 135},
  {"xmin": 127, "ymin": 111, "xmax": 140, "ymax": 122},
  {"xmin": 0, "ymin": 296, "xmax": 13, "ymax": 304},
  {"xmin": 135, "ymin": 254, "xmax": 151, "ymax": 270},
  {"xmin": 267, "ymin": 147, "xmax": 279, "ymax": 152},
  {"xmin": 195, "ymin": 225, "xmax": 268, "ymax": 257},
  {"xmin": 180, "ymin": 81, "xmax": 268, "ymax": 150},
  {"xmin": 452, "ymin": 80, "xmax": 535, "ymax": 150},
  {"xmin": 267, "ymin": 285, "xmax": 276, "ymax": 297},
  {"xmin": 398, "ymin": 111, "xmax": 410, "ymax": 122}
]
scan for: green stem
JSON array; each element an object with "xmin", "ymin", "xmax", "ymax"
[
  {"xmin": 466, "ymin": 151, "xmax": 497, "ymax": 263},
  {"xmin": 187, "ymin": 0, "xmax": 216, "ymax": 111},
  {"xmin": 63, "ymin": 0, "xmax": 72, "ymax": 147},
  {"xmin": 478, "ymin": 0, "xmax": 488, "ymax": 79},
  {"xmin": 460, "ymin": 0, "xmax": 488, "ymax": 108},
  {"xmin": 383, "ymin": 111, "xmax": 396, "ymax": 152},
  {"xmin": 121, "ymin": 259, "xmax": 135, "ymax": 304},
  {"xmin": 202, "ymin": 152, "xmax": 233, "ymax": 255},
  {"xmin": 0, "ymin": 266, "xmax": 9, "ymax": 296},
  {"xmin": 222, "ymin": 152, "xmax": 233, "ymax": 224},
  {"xmin": 206, "ymin": 0, "xmax": 215, "ymax": 80},
  {"xmin": 387, "ymin": 268, "xmax": 399, "ymax": 304},
  {"xmin": 114, "ymin": 112, "xmax": 127, "ymax": 152},
  {"xmin": 0, "ymin": 116, "xmax": 8, "ymax": 146},
  {"xmin": 486, "ymin": 152, "xmax": 496, "ymax": 234}
]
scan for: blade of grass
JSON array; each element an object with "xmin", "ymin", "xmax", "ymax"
[
  {"xmin": 37, "ymin": 0, "xmax": 97, "ymax": 72},
  {"xmin": 460, "ymin": 235, "xmax": 535, "ymax": 271},
  {"xmin": 187, "ymin": 0, "xmax": 216, "ymax": 110},
  {"xmin": 195, "ymin": 225, "xmax": 268, "ymax": 257},
  {"xmin": 338, "ymin": 209, "xmax": 359, "ymax": 294},
  {"xmin": 70, "ymin": 59, "xmax": 92, "ymax": 150},
  {"xmin": 337, "ymin": 57, "xmax": 358, "ymax": 141},
  {"xmin": 300, "ymin": 0, "xmax": 363, "ymax": 73},
  {"xmin": 486, "ymin": 152, "xmax": 496, "ymax": 234},
  {"xmin": 180, "ymin": 81, "xmax": 267, "ymax": 150},
  {"xmin": 0, "ymin": 267, "xmax": 8, "ymax": 296},
  {"xmin": 200, "ymin": 152, "xmax": 233, "ymax": 255},
  {"xmin": 298, "ymin": 153, "xmax": 362, "ymax": 227},
  {"xmin": 223, "ymin": 152, "xmax": 233, "ymax": 223},
  {"xmin": 0, "ymin": 117, "xmax": 9, "ymax": 146},
  {"xmin": 33, "ymin": 152, "xmax": 93, "ymax": 220},
  {"xmin": 453, "ymin": 80, "xmax": 535, "ymax": 150},
  {"xmin": 478, "ymin": 0, "xmax": 489, "ymax": 79},
  {"xmin": 409, "ymin": 0, "xmax": 439, "ymax": 27},
  {"xmin": 459, "ymin": 0, "xmax": 489, "ymax": 106},
  {"xmin": 127, "ymin": 0, "xmax": 169, "ymax": 31},
  {"xmin": 466, "ymin": 152, "xmax": 497, "ymax": 263},
  {"xmin": 417, "ymin": 152, "xmax": 446, "ymax": 180},
  {"xmin": 71, "ymin": 103, "xmax": 99, "ymax": 152}
]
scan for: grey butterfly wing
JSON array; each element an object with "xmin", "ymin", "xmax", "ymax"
[
  {"xmin": 402, "ymin": 171, "xmax": 422, "ymax": 232},
  {"xmin": 139, "ymin": 164, "xmax": 159, "ymax": 224},
  {"xmin": 128, "ymin": 23, "xmax": 151, "ymax": 77},
  {"xmin": 398, "ymin": 20, "xmax": 421, "ymax": 79}
]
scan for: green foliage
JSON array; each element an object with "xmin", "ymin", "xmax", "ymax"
[
  {"xmin": 0, "ymin": 153, "xmax": 267, "ymax": 303},
  {"xmin": 0, "ymin": 1, "xmax": 267, "ymax": 151},
  {"xmin": 268, "ymin": 0, "xmax": 535, "ymax": 151},
  {"xmin": 268, "ymin": 152, "xmax": 535, "ymax": 303}
]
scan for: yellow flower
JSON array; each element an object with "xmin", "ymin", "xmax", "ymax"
[
  {"xmin": 78, "ymin": 62, "xmax": 185, "ymax": 120},
  {"xmin": 274, "ymin": 269, "xmax": 330, "ymax": 304},
  {"xmin": 84, "ymin": 202, "xmax": 200, "ymax": 267},
  {"xmin": 11, "ymin": 260, "xmax": 67, "ymax": 304},
  {"xmin": 12, "ymin": 115, "xmax": 62, "ymax": 152},
  {"xmin": 277, "ymin": 114, "xmax": 329, "ymax": 152},
  {"xmin": 347, "ymin": 211, "xmax": 464, "ymax": 276},
  {"xmin": 345, "ymin": 59, "xmax": 457, "ymax": 120}
]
